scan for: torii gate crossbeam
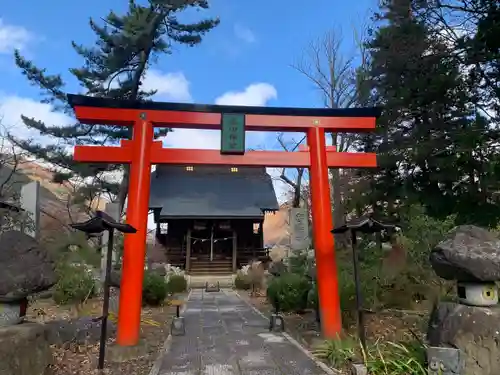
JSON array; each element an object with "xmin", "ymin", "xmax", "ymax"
[{"xmin": 68, "ymin": 94, "xmax": 379, "ymax": 346}]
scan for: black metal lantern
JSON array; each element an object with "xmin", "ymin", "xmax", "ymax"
[
  {"xmin": 331, "ymin": 216, "xmax": 399, "ymax": 350},
  {"xmin": 71, "ymin": 210, "xmax": 136, "ymax": 370}
]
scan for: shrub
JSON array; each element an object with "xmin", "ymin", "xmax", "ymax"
[
  {"xmin": 267, "ymin": 273, "xmax": 310, "ymax": 312},
  {"xmin": 53, "ymin": 263, "xmax": 96, "ymax": 305},
  {"xmin": 288, "ymin": 248, "xmax": 315, "ymax": 280},
  {"xmin": 142, "ymin": 271, "xmax": 168, "ymax": 306},
  {"xmin": 234, "ymin": 272, "xmax": 251, "ymax": 290},
  {"xmin": 166, "ymin": 274, "xmax": 188, "ymax": 294},
  {"xmin": 399, "ymin": 204, "xmax": 456, "ymax": 266}
]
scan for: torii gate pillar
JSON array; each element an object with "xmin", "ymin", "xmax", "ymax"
[
  {"xmin": 67, "ymin": 94, "xmax": 379, "ymax": 346},
  {"xmin": 307, "ymin": 127, "xmax": 341, "ymax": 336},
  {"xmin": 117, "ymin": 118, "xmax": 154, "ymax": 345}
]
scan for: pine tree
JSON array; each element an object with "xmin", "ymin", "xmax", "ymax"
[{"xmin": 11, "ymin": 0, "xmax": 219, "ymax": 212}]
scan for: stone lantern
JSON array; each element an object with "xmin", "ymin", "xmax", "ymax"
[
  {"xmin": 427, "ymin": 225, "xmax": 500, "ymax": 375},
  {"xmin": 456, "ymin": 281, "xmax": 498, "ymax": 307}
]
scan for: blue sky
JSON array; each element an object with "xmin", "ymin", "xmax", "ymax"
[{"xmin": 0, "ymin": 0, "xmax": 375, "ymax": 206}]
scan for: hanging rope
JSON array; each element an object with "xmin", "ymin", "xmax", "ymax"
[{"xmin": 191, "ymin": 236, "xmax": 235, "ymax": 244}]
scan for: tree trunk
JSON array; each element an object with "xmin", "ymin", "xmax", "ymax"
[{"xmin": 116, "ymin": 11, "xmax": 160, "ymax": 216}]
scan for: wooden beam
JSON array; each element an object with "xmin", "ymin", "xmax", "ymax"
[
  {"xmin": 186, "ymin": 228, "xmax": 191, "ymax": 274},
  {"xmin": 72, "ymin": 105, "xmax": 376, "ymax": 132},
  {"xmin": 232, "ymin": 229, "xmax": 237, "ymax": 273},
  {"xmin": 73, "ymin": 144, "xmax": 377, "ymax": 168}
]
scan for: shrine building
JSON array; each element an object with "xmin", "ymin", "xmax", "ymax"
[{"xmin": 149, "ymin": 164, "xmax": 279, "ymax": 275}]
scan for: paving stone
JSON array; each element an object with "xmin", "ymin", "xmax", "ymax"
[
  {"xmin": 240, "ymin": 369, "xmax": 283, "ymax": 375},
  {"xmin": 156, "ymin": 289, "xmax": 330, "ymax": 375}
]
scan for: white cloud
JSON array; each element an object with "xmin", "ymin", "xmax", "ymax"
[
  {"xmin": 234, "ymin": 24, "xmax": 256, "ymax": 44},
  {"xmin": 142, "ymin": 69, "xmax": 192, "ymax": 102},
  {"xmin": 163, "ymin": 128, "xmax": 220, "ymax": 149},
  {"xmin": 0, "ymin": 19, "xmax": 32, "ymax": 54},
  {"xmin": 266, "ymin": 167, "xmax": 292, "ymax": 203},
  {"xmin": 215, "ymin": 83, "xmax": 277, "ymax": 106},
  {"xmin": 163, "ymin": 82, "xmax": 289, "ymax": 203},
  {"xmin": 163, "ymin": 82, "xmax": 278, "ymax": 150},
  {"xmin": 0, "ymin": 94, "xmax": 72, "ymax": 142},
  {"xmin": 0, "ymin": 79, "xmax": 282, "ymax": 225}
]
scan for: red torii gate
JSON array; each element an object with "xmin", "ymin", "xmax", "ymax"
[{"xmin": 68, "ymin": 94, "xmax": 379, "ymax": 346}]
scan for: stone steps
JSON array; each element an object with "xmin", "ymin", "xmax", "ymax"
[
  {"xmin": 187, "ymin": 274, "xmax": 234, "ymax": 289},
  {"xmin": 189, "ymin": 259, "xmax": 233, "ymax": 276}
]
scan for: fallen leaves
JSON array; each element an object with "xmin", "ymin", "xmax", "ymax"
[{"xmin": 27, "ymin": 295, "xmax": 177, "ymax": 375}]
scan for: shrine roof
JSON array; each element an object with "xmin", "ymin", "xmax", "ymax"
[
  {"xmin": 67, "ymin": 94, "xmax": 381, "ymax": 118},
  {"xmin": 149, "ymin": 165, "xmax": 279, "ymax": 220}
]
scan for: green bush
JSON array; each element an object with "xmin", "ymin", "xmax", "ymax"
[
  {"xmin": 142, "ymin": 271, "xmax": 168, "ymax": 306},
  {"xmin": 166, "ymin": 274, "xmax": 188, "ymax": 294},
  {"xmin": 399, "ymin": 204, "xmax": 456, "ymax": 265},
  {"xmin": 234, "ymin": 273, "xmax": 251, "ymax": 290},
  {"xmin": 267, "ymin": 273, "xmax": 310, "ymax": 312},
  {"xmin": 53, "ymin": 264, "xmax": 96, "ymax": 305},
  {"xmin": 288, "ymin": 249, "xmax": 315, "ymax": 279}
]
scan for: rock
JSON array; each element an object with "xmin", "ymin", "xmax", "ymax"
[
  {"xmin": 34, "ymin": 290, "xmax": 54, "ymax": 300},
  {"xmin": 0, "ymin": 323, "xmax": 53, "ymax": 375},
  {"xmin": 427, "ymin": 301, "xmax": 500, "ymax": 375},
  {"xmin": 0, "ymin": 231, "xmax": 57, "ymax": 301},
  {"xmin": 106, "ymin": 339, "xmax": 152, "ymax": 363},
  {"xmin": 44, "ymin": 317, "xmax": 116, "ymax": 345},
  {"xmin": 430, "ymin": 225, "xmax": 500, "ymax": 282}
]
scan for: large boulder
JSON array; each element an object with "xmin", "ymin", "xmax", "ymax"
[
  {"xmin": 430, "ymin": 225, "xmax": 500, "ymax": 282},
  {"xmin": 427, "ymin": 302, "xmax": 500, "ymax": 375},
  {"xmin": 0, "ymin": 323, "xmax": 53, "ymax": 375},
  {"xmin": 0, "ymin": 231, "xmax": 57, "ymax": 301}
]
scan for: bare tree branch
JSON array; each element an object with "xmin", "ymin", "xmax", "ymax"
[
  {"xmin": 290, "ymin": 25, "xmax": 371, "ymax": 246},
  {"xmin": 275, "ymin": 133, "xmax": 306, "ymax": 208}
]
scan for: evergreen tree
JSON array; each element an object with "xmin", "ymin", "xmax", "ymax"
[
  {"xmin": 11, "ymin": 0, "xmax": 219, "ymax": 212},
  {"xmin": 421, "ymin": 0, "xmax": 499, "ymax": 118},
  {"xmin": 358, "ymin": 0, "xmax": 500, "ymax": 226}
]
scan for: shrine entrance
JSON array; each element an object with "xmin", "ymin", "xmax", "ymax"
[
  {"xmin": 68, "ymin": 94, "xmax": 379, "ymax": 346},
  {"xmin": 190, "ymin": 221, "xmax": 233, "ymax": 261}
]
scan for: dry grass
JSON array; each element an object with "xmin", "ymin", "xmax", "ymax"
[{"xmin": 27, "ymin": 294, "xmax": 181, "ymax": 375}]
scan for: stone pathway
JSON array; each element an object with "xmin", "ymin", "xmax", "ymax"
[{"xmin": 156, "ymin": 289, "xmax": 332, "ymax": 375}]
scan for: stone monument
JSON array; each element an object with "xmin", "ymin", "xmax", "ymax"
[
  {"xmin": 20, "ymin": 181, "xmax": 41, "ymax": 240},
  {"xmin": 427, "ymin": 225, "xmax": 500, "ymax": 375}
]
